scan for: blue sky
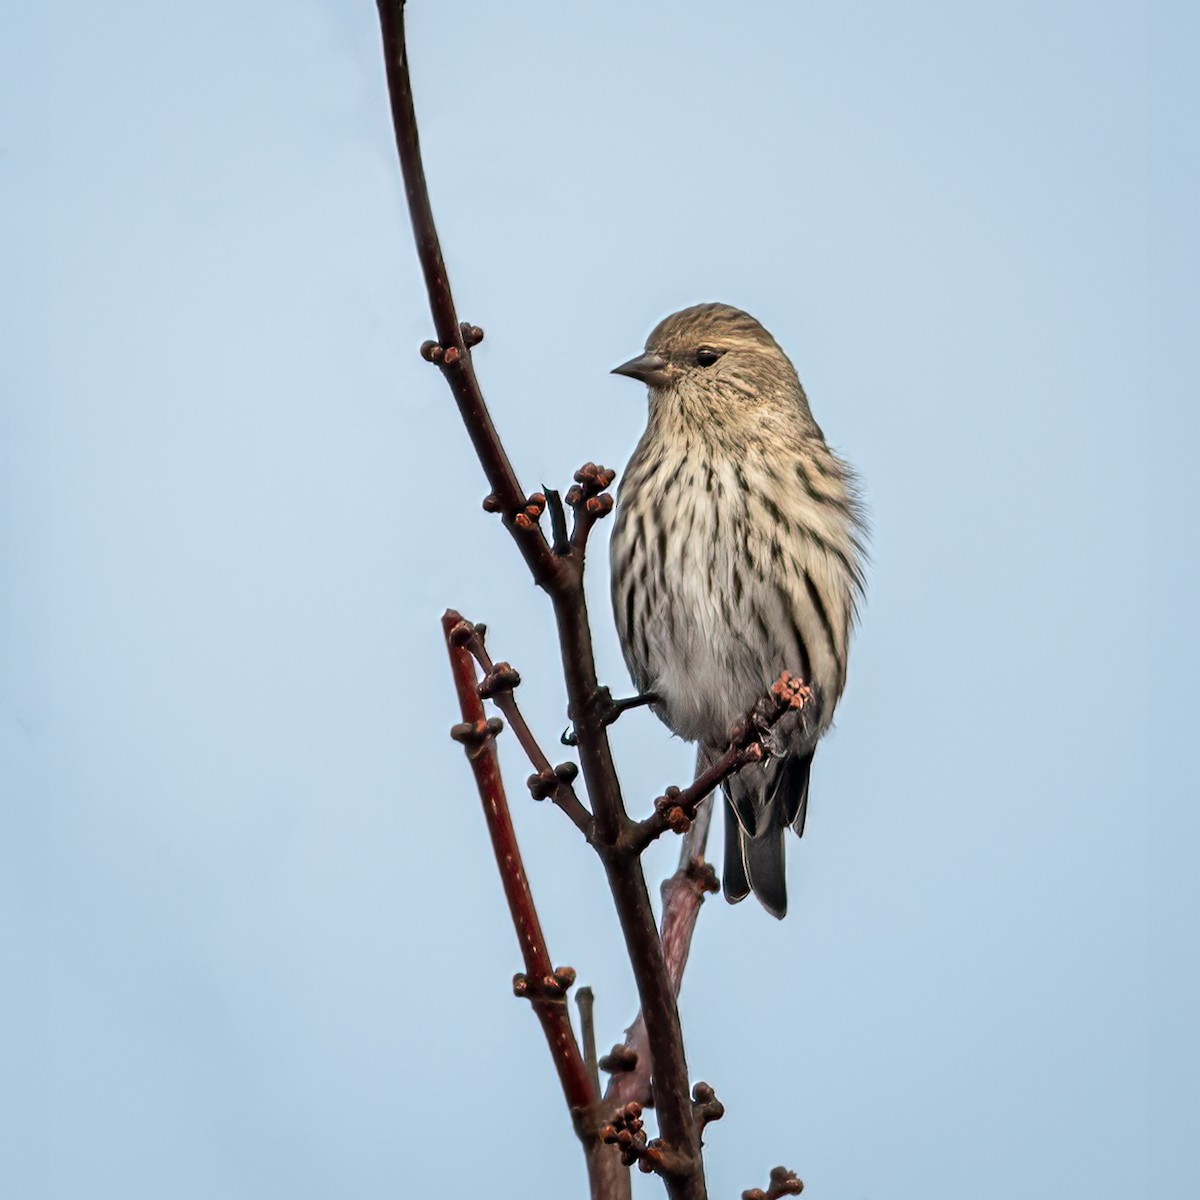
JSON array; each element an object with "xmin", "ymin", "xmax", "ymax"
[{"xmin": 2, "ymin": 2, "xmax": 1189, "ymax": 1197}]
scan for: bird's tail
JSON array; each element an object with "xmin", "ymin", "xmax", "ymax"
[{"xmin": 716, "ymin": 750, "xmax": 813, "ymax": 920}]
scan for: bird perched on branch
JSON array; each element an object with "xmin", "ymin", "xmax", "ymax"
[{"xmin": 610, "ymin": 303, "xmax": 866, "ymax": 918}]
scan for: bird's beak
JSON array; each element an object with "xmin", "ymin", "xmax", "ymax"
[{"xmin": 611, "ymin": 351, "xmax": 669, "ymax": 388}]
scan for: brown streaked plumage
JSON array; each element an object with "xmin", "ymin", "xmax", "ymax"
[{"xmin": 610, "ymin": 303, "xmax": 866, "ymax": 918}]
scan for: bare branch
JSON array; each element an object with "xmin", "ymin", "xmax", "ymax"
[
  {"xmin": 457, "ymin": 616, "xmax": 594, "ymax": 838},
  {"xmin": 443, "ymin": 610, "xmax": 596, "ymax": 1123},
  {"xmin": 375, "ymin": 0, "xmax": 562, "ymax": 590},
  {"xmin": 446, "ymin": 614, "xmax": 633, "ymax": 1200},
  {"xmin": 626, "ymin": 673, "xmax": 814, "ymax": 853}
]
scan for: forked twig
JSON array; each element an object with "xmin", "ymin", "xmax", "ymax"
[
  {"xmin": 457, "ymin": 618, "xmax": 594, "ymax": 838},
  {"xmin": 443, "ymin": 612, "xmax": 596, "ymax": 1117},
  {"xmin": 626, "ymin": 673, "xmax": 814, "ymax": 853}
]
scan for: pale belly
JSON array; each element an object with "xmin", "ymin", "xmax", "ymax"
[
  {"xmin": 624, "ymin": 483, "xmax": 790, "ymax": 744},
  {"xmin": 613, "ymin": 450, "xmax": 848, "ymax": 750}
]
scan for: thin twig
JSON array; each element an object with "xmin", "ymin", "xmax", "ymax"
[
  {"xmin": 442, "ymin": 610, "xmax": 596, "ymax": 1122},
  {"xmin": 460, "ymin": 619, "xmax": 594, "ymax": 838},
  {"xmin": 577, "ymin": 986, "xmax": 601, "ymax": 1098},
  {"xmin": 375, "ymin": 0, "xmax": 561, "ymax": 590},
  {"xmin": 625, "ymin": 673, "xmax": 814, "ymax": 854}
]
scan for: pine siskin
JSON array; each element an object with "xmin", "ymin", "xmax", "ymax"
[{"xmin": 610, "ymin": 303, "xmax": 866, "ymax": 919}]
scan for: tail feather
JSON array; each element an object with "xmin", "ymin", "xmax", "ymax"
[
  {"xmin": 726, "ymin": 761, "xmax": 762, "ymax": 837},
  {"xmin": 722, "ymin": 796, "xmax": 751, "ymax": 905},
  {"xmin": 781, "ymin": 752, "xmax": 813, "ymax": 837},
  {"xmin": 742, "ymin": 819, "xmax": 788, "ymax": 919},
  {"xmin": 716, "ymin": 749, "xmax": 816, "ymax": 919}
]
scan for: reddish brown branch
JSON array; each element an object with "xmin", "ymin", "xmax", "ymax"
[
  {"xmin": 626, "ymin": 673, "xmax": 814, "ymax": 853},
  {"xmin": 459, "ymin": 618, "xmax": 594, "ymax": 839},
  {"xmin": 443, "ymin": 611, "xmax": 596, "ymax": 1122}
]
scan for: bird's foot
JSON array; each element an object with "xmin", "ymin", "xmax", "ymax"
[
  {"xmin": 601, "ymin": 688, "xmax": 660, "ymax": 725},
  {"xmin": 560, "ymin": 687, "xmax": 660, "ymax": 746}
]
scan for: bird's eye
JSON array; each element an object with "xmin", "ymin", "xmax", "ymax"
[{"xmin": 695, "ymin": 347, "xmax": 723, "ymax": 367}]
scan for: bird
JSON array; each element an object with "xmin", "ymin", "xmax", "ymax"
[{"xmin": 609, "ymin": 303, "xmax": 866, "ymax": 919}]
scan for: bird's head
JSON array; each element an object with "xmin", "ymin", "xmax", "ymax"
[{"xmin": 611, "ymin": 303, "xmax": 802, "ymax": 418}]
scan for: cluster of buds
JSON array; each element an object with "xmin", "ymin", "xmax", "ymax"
[
  {"xmin": 770, "ymin": 671, "xmax": 813, "ymax": 713},
  {"xmin": 484, "ymin": 490, "xmax": 548, "ymax": 532},
  {"xmin": 419, "ymin": 340, "xmax": 461, "ymax": 366},
  {"xmin": 710, "ymin": 670, "xmax": 815, "ymax": 768},
  {"xmin": 653, "ymin": 785, "xmax": 693, "ymax": 834},
  {"xmin": 565, "ymin": 462, "xmax": 617, "ymax": 518},
  {"xmin": 599, "ymin": 1102, "xmax": 669, "ymax": 1172},
  {"xmin": 513, "ymin": 491, "xmax": 546, "ymax": 532},
  {"xmin": 598, "ymin": 1043, "xmax": 638, "ymax": 1075},
  {"xmin": 477, "ymin": 661, "xmax": 521, "ymax": 699},
  {"xmin": 512, "ymin": 965, "xmax": 577, "ymax": 1002},
  {"xmin": 683, "ymin": 859, "xmax": 720, "ymax": 897},
  {"xmin": 419, "ymin": 323, "xmax": 484, "ymax": 365},
  {"xmin": 742, "ymin": 1166, "xmax": 804, "ymax": 1199},
  {"xmin": 526, "ymin": 761, "xmax": 579, "ymax": 801},
  {"xmin": 449, "ymin": 716, "xmax": 504, "ymax": 758},
  {"xmin": 691, "ymin": 1082, "xmax": 725, "ymax": 1133}
]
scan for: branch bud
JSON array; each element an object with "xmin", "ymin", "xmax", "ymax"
[
  {"xmin": 449, "ymin": 716, "xmax": 504, "ymax": 755},
  {"xmin": 448, "ymin": 619, "xmax": 476, "ymax": 647},
  {"xmin": 599, "ymin": 1044, "xmax": 638, "ymax": 1074},
  {"xmin": 743, "ymin": 1167, "xmax": 805, "ymax": 1199},
  {"xmin": 478, "ymin": 662, "xmax": 521, "ymax": 698},
  {"xmin": 692, "ymin": 1082, "xmax": 725, "ymax": 1129}
]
